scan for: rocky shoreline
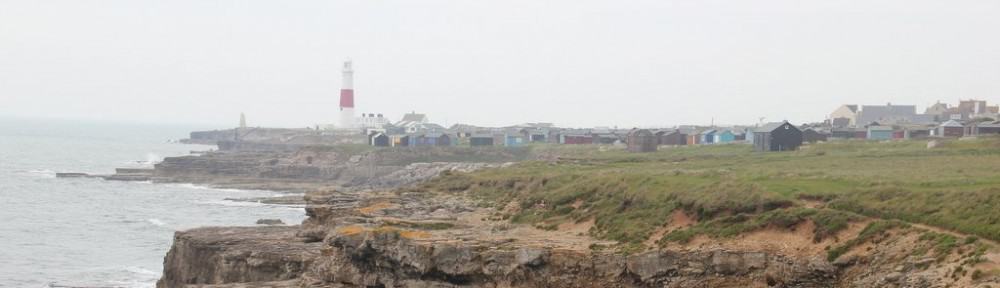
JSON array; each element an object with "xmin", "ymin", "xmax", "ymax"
[
  {"xmin": 157, "ymin": 188, "xmax": 843, "ymax": 288},
  {"xmin": 159, "ymin": 184, "xmax": 984, "ymax": 287},
  {"xmin": 121, "ymin": 143, "xmax": 1000, "ymax": 287}
]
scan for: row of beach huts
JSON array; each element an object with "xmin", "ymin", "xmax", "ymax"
[
  {"xmin": 367, "ymin": 121, "xmax": 805, "ymax": 152},
  {"xmin": 368, "ymin": 118, "xmax": 1000, "ymax": 153}
]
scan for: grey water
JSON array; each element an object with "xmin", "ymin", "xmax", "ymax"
[{"xmin": 0, "ymin": 117, "xmax": 306, "ymax": 288}]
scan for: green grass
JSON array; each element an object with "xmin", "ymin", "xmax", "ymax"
[
  {"xmin": 827, "ymin": 220, "xmax": 909, "ymax": 261},
  {"xmin": 418, "ymin": 137, "xmax": 1000, "ymax": 249},
  {"xmin": 919, "ymin": 231, "xmax": 961, "ymax": 255},
  {"xmin": 661, "ymin": 207, "xmax": 861, "ymax": 244}
]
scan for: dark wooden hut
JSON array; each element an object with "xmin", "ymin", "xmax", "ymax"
[
  {"xmin": 753, "ymin": 121, "xmax": 803, "ymax": 152},
  {"xmin": 469, "ymin": 134, "xmax": 494, "ymax": 146},
  {"xmin": 436, "ymin": 133, "xmax": 452, "ymax": 146},
  {"xmin": 657, "ymin": 130, "xmax": 687, "ymax": 145},
  {"xmin": 563, "ymin": 134, "xmax": 593, "ymax": 144},
  {"xmin": 802, "ymin": 128, "xmax": 828, "ymax": 144},
  {"xmin": 626, "ymin": 129, "xmax": 657, "ymax": 153},
  {"xmin": 938, "ymin": 120, "xmax": 965, "ymax": 137},
  {"xmin": 370, "ymin": 132, "xmax": 390, "ymax": 147}
]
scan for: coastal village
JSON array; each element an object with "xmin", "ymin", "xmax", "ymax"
[
  {"xmin": 47, "ymin": 61, "xmax": 1000, "ymax": 288},
  {"xmin": 196, "ymin": 62, "xmax": 1000, "ymax": 154},
  {"xmin": 356, "ymin": 98, "xmax": 1000, "ymax": 153},
  {"xmin": 11, "ymin": 1, "xmax": 1000, "ymax": 286}
]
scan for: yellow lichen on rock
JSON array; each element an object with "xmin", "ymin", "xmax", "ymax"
[
  {"xmin": 358, "ymin": 201, "xmax": 396, "ymax": 215},
  {"xmin": 400, "ymin": 230, "xmax": 431, "ymax": 239},
  {"xmin": 336, "ymin": 225, "xmax": 366, "ymax": 235}
]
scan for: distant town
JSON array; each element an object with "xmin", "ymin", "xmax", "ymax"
[{"xmin": 189, "ymin": 61, "xmax": 1000, "ymax": 154}]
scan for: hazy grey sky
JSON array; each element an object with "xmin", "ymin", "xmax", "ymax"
[{"xmin": 1, "ymin": 1, "xmax": 998, "ymax": 128}]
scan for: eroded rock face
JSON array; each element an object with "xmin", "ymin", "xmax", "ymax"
[
  {"xmin": 156, "ymin": 226, "xmax": 321, "ymax": 288},
  {"xmin": 304, "ymin": 229, "xmax": 837, "ymax": 288},
  {"xmin": 154, "ymin": 152, "xmax": 1000, "ymax": 287},
  {"xmin": 157, "ymin": 187, "xmax": 840, "ymax": 288},
  {"xmin": 161, "ymin": 185, "xmax": 1000, "ymax": 288}
]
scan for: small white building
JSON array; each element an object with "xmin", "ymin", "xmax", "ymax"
[{"xmin": 357, "ymin": 113, "xmax": 390, "ymax": 129}]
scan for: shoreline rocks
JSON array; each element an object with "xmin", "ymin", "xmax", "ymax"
[
  {"xmin": 256, "ymin": 219, "xmax": 285, "ymax": 225},
  {"xmin": 157, "ymin": 188, "xmax": 847, "ymax": 288},
  {"xmin": 156, "ymin": 226, "xmax": 320, "ymax": 288}
]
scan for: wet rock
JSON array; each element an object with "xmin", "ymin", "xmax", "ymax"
[
  {"xmin": 232, "ymin": 196, "xmax": 306, "ymax": 205},
  {"xmin": 256, "ymin": 219, "xmax": 284, "ymax": 225}
]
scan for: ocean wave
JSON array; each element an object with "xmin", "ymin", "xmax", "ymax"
[
  {"xmin": 123, "ymin": 266, "xmax": 158, "ymax": 276},
  {"xmin": 124, "ymin": 153, "xmax": 162, "ymax": 167},
  {"xmin": 48, "ymin": 265, "xmax": 159, "ymax": 288},
  {"xmin": 105, "ymin": 266, "xmax": 159, "ymax": 288},
  {"xmin": 197, "ymin": 199, "xmax": 268, "ymax": 207},
  {"xmin": 146, "ymin": 218, "xmax": 167, "ymax": 227},
  {"xmin": 20, "ymin": 169, "xmax": 57, "ymax": 178},
  {"xmin": 197, "ymin": 199, "xmax": 306, "ymax": 209},
  {"xmin": 170, "ymin": 183, "xmax": 253, "ymax": 193},
  {"xmin": 145, "ymin": 153, "xmax": 162, "ymax": 164}
]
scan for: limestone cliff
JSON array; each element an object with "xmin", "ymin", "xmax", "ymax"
[
  {"xmin": 157, "ymin": 226, "xmax": 320, "ymax": 288},
  {"xmin": 159, "ymin": 185, "xmax": 1000, "ymax": 288},
  {"xmin": 154, "ymin": 146, "xmax": 1000, "ymax": 287}
]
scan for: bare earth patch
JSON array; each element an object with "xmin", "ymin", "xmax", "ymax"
[
  {"xmin": 644, "ymin": 210, "xmax": 697, "ymax": 248},
  {"xmin": 680, "ymin": 219, "xmax": 871, "ymax": 258}
]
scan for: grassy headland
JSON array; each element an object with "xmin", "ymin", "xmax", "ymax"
[{"xmin": 419, "ymin": 138, "xmax": 1000, "ymax": 253}]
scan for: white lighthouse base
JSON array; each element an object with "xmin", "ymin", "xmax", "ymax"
[{"xmin": 339, "ymin": 108, "xmax": 356, "ymax": 130}]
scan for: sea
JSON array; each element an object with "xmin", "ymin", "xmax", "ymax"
[{"xmin": 0, "ymin": 117, "xmax": 307, "ymax": 288}]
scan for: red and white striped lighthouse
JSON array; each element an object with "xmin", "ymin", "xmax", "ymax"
[{"xmin": 338, "ymin": 60, "xmax": 356, "ymax": 129}]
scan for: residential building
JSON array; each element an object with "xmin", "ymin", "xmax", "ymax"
[
  {"xmin": 857, "ymin": 104, "xmax": 918, "ymax": 125},
  {"xmin": 829, "ymin": 105, "xmax": 859, "ymax": 127}
]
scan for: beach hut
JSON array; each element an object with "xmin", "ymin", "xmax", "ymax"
[
  {"xmin": 505, "ymin": 134, "xmax": 525, "ymax": 147},
  {"xmin": 802, "ymin": 128, "xmax": 828, "ymax": 143},
  {"xmin": 938, "ymin": 120, "xmax": 964, "ymax": 137},
  {"xmin": 714, "ymin": 130, "xmax": 735, "ymax": 144},
  {"xmin": 626, "ymin": 129, "xmax": 657, "ymax": 153},
  {"xmin": 658, "ymin": 130, "xmax": 687, "ymax": 145},
  {"xmin": 753, "ymin": 121, "xmax": 803, "ymax": 152},
  {"xmin": 469, "ymin": 134, "xmax": 495, "ymax": 146},
  {"xmin": 700, "ymin": 130, "xmax": 717, "ymax": 144},
  {"xmin": 867, "ymin": 126, "xmax": 893, "ymax": 140},
  {"xmin": 369, "ymin": 132, "xmax": 390, "ymax": 147}
]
